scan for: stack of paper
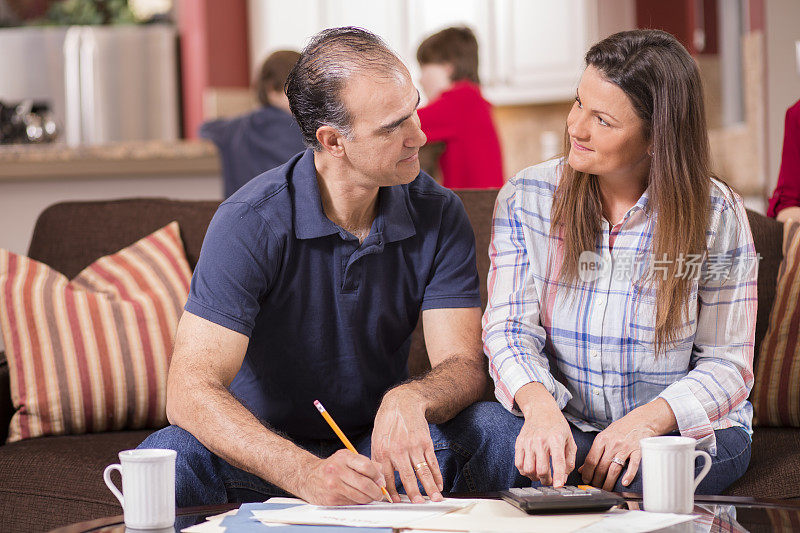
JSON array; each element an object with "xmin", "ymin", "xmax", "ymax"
[
  {"xmin": 252, "ymin": 499, "xmax": 473, "ymax": 529},
  {"xmin": 181, "ymin": 500, "xmax": 392, "ymax": 532},
  {"xmin": 182, "ymin": 496, "xmax": 697, "ymax": 533}
]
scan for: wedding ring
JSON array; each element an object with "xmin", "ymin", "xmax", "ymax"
[
  {"xmin": 414, "ymin": 461, "xmax": 429, "ymax": 471},
  {"xmin": 611, "ymin": 457, "xmax": 626, "ymax": 466}
]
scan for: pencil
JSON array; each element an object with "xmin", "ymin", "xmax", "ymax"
[{"xmin": 314, "ymin": 399, "xmax": 392, "ymax": 503}]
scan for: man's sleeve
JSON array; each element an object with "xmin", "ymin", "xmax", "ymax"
[
  {"xmin": 420, "ymin": 193, "xmax": 482, "ymax": 311},
  {"xmin": 184, "ymin": 201, "xmax": 281, "ymax": 337}
]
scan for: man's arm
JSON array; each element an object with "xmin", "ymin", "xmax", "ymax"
[
  {"xmin": 166, "ymin": 311, "xmax": 386, "ymax": 505},
  {"xmin": 397, "ymin": 306, "xmax": 487, "ymax": 422},
  {"xmin": 371, "ymin": 306, "xmax": 487, "ymax": 503}
]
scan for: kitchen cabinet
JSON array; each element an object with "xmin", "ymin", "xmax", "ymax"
[
  {"xmin": 490, "ymin": 0, "xmax": 597, "ymax": 104},
  {"xmin": 248, "ymin": 0, "xmax": 630, "ymax": 105}
]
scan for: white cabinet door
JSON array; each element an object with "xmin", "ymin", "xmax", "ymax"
[
  {"xmin": 406, "ymin": 0, "xmax": 496, "ymax": 91},
  {"xmin": 248, "ymin": 0, "xmax": 409, "ymax": 80},
  {"xmin": 490, "ymin": 0, "xmax": 596, "ymax": 104},
  {"xmin": 246, "ymin": 0, "xmax": 611, "ymax": 105},
  {"xmin": 248, "ymin": 0, "xmax": 323, "ymax": 72},
  {"xmin": 323, "ymin": 0, "xmax": 408, "ymax": 56}
]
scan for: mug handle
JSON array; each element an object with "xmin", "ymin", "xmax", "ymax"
[
  {"xmin": 693, "ymin": 450, "xmax": 712, "ymax": 491},
  {"xmin": 103, "ymin": 463, "xmax": 125, "ymax": 507}
]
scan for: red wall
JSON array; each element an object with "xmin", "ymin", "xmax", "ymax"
[
  {"xmin": 635, "ymin": 0, "xmax": 719, "ymax": 55},
  {"xmin": 177, "ymin": 0, "xmax": 250, "ymax": 139}
]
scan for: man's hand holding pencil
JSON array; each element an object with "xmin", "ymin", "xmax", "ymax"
[{"xmin": 310, "ymin": 400, "xmax": 392, "ymax": 505}]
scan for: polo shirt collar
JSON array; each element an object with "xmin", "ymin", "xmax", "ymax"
[
  {"xmin": 292, "ymin": 149, "xmax": 340, "ymax": 239},
  {"xmin": 291, "ymin": 149, "xmax": 416, "ymax": 243},
  {"xmin": 377, "ymin": 182, "xmax": 416, "ymax": 243}
]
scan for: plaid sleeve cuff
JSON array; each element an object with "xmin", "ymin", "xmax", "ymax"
[
  {"xmin": 659, "ymin": 380, "xmax": 717, "ymax": 455},
  {"xmin": 490, "ymin": 352, "xmax": 573, "ymax": 415}
]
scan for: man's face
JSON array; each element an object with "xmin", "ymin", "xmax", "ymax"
[{"xmin": 338, "ymin": 69, "xmax": 427, "ymax": 187}]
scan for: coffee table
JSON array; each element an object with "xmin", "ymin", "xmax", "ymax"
[{"xmin": 48, "ymin": 493, "xmax": 800, "ymax": 532}]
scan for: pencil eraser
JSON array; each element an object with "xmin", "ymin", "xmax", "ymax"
[{"xmin": 313, "ymin": 400, "xmax": 324, "ymax": 413}]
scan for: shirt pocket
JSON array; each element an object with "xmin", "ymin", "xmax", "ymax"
[
  {"xmin": 624, "ymin": 282, "xmax": 697, "ymax": 398},
  {"xmin": 627, "ymin": 281, "xmax": 699, "ymax": 352}
]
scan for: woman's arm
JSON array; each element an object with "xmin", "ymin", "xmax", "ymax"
[
  {"xmin": 482, "ymin": 177, "xmax": 571, "ymax": 411},
  {"xmin": 776, "ymin": 206, "xmax": 800, "ymax": 223},
  {"xmin": 482, "ymin": 177, "xmax": 576, "ymax": 486}
]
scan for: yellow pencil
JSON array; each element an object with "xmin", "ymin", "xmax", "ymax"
[{"xmin": 314, "ymin": 399, "xmax": 392, "ymax": 503}]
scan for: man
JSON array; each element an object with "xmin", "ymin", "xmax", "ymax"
[
  {"xmin": 140, "ymin": 27, "xmax": 518, "ymax": 507},
  {"xmin": 199, "ymin": 50, "xmax": 305, "ymax": 198}
]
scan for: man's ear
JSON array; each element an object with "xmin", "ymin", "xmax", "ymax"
[{"xmin": 316, "ymin": 126, "xmax": 346, "ymax": 158}]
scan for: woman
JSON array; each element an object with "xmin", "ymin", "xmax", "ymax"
[
  {"xmin": 416, "ymin": 26, "xmax": 504, "ymax": 189},
  {"xmin": 483, "ymin": 29, "xmax": 757, "ymax": 494}
]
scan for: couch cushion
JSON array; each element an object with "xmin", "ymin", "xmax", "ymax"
[
  {"xmin": 27, "ymin": 198, "xmax": 220, "ymax": 278},
  {"xmin": 746, "ymin": 209, "xmax": 783, "ymax": 363},
  {"xmin": 0, "ymin": 430, "xmax": 152, "ymax": 531},
  {"xmin": 752, "ymin": 221, "xmax": 800, "ymax": 427},
  {"xmin": 0, "ymin": 223, "xmax": 191, "ymax": 442},
  {"xmin": 725, "ymin": 428, "xmax": 800, "ymax": 499}
]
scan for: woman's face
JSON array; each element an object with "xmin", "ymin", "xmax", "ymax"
[
  {"xmin": 567, "ymin": 65, "xmax": 652, "ymax": 185},
  {"xmin": 419, "ymin": 63, "xmax": 454, "ymax": 101}
]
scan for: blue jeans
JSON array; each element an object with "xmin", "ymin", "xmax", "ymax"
[
  {"xmin": 563, "ymin": 424, "xmax": 751, "ymax": 494},
  {"xmin": 139, "ymin": 401, "xmax": 525, "ymax": 507},
  {"xmin": 494, "ymin": 418, "xmax": 749, "ymax": 495}
]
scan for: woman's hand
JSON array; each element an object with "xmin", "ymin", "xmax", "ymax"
[
  {"xmin": 514, "ymin": 383, "xmax": 577, "ymax": 487},
  {"xmin": 579, "ymin": 398, "xmax": 677, "ymax": 491}
]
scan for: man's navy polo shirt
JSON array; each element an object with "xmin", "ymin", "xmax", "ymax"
[{"xmin": 185, "ymin": 149, "xmax": 481, "ymax": 440}]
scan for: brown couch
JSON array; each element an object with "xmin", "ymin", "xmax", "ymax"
[{"xmin": 0, "ymin": 194, "xmax": 793, "ymax": 531}]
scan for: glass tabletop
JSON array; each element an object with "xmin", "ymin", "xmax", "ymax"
[{"xmin": 49, "ymin": 494, "xmax": 800, "ymax": 533}]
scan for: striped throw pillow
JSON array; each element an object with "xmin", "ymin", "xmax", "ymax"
[
  {"xmin": 753, "ymin": 220, "xmax": 800, "ymax": 427},
  {"xmin": 0, "ymin": 222, "xmax": 191, "ymax": 442}
]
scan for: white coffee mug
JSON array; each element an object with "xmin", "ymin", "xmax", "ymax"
[
  {"xmin": 640, "ymin": 436, "xmax": 712, "ymax": 514},
  {"xmin": 104, "ymin": 449, "xmax": 176, "ymax": 529}
]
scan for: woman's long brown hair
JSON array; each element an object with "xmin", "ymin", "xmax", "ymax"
[{"xmin": 551, "ymin": 30, "xmax": 711, "ymax": 355}]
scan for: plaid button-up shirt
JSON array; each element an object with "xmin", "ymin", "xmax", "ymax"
[{"xmin": 482, "ymin": 159, "xmax": 758, "ymax": 455}]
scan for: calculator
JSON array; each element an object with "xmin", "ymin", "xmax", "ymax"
[{"xmin": 500, "ymin": 485, "xmax": 624, "ymax": 514}]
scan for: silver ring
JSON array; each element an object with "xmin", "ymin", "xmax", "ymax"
[
  {"xmin": 611, "ymin": 457, "xmax": 626, "ymax": 467},
  {"xmin": 414, "ymin": 461, "xmax": 429, "ymax": 471}
]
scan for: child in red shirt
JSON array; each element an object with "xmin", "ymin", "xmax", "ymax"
[{"xmin": 416, "ymin": 27, "xmax": 504, "ymax": 189}]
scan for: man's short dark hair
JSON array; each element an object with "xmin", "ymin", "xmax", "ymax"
[
  {"xmin": 416, "ymin": 26, "xmax": 480, "ymax": 85},
  {"xmin": 285, "ymin": 26, "xmax": 405, "ymax": 150},
  {"xmin": 255, "ymin": 50, "xmax": 301, "ymax": 107}
]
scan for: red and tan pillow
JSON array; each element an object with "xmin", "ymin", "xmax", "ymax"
[
  {"xmin": 753, "ymin": 221, "xmax": 800, "ymax": 426},
  {"xmin": 0, "ymin": 222, "xmax": 191, "ymax": 442}
]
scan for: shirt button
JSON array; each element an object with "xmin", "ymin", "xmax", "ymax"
[
  {"xmin": 591, "ymin": 351, "xmax": 599, "ymax": 358},
  {"xmin": 594, "ymin": 390, "xmax": 601, "ymax": 396}
]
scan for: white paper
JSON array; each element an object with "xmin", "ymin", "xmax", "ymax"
[
  {"xmin": 252, "ymin": 498, "xmax": 472, "ymax": 528},
  {"xmin": 408, "ymin": 499, "xmax": 603, "ymax": 533},
  {"xmin": 576, "ymin": 508, "xmax": 696, "ymax": 533}
]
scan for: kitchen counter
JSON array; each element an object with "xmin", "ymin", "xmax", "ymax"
[{"xmin": 0, "ymin": 140, "xmax": 220, "ymax": 181}]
